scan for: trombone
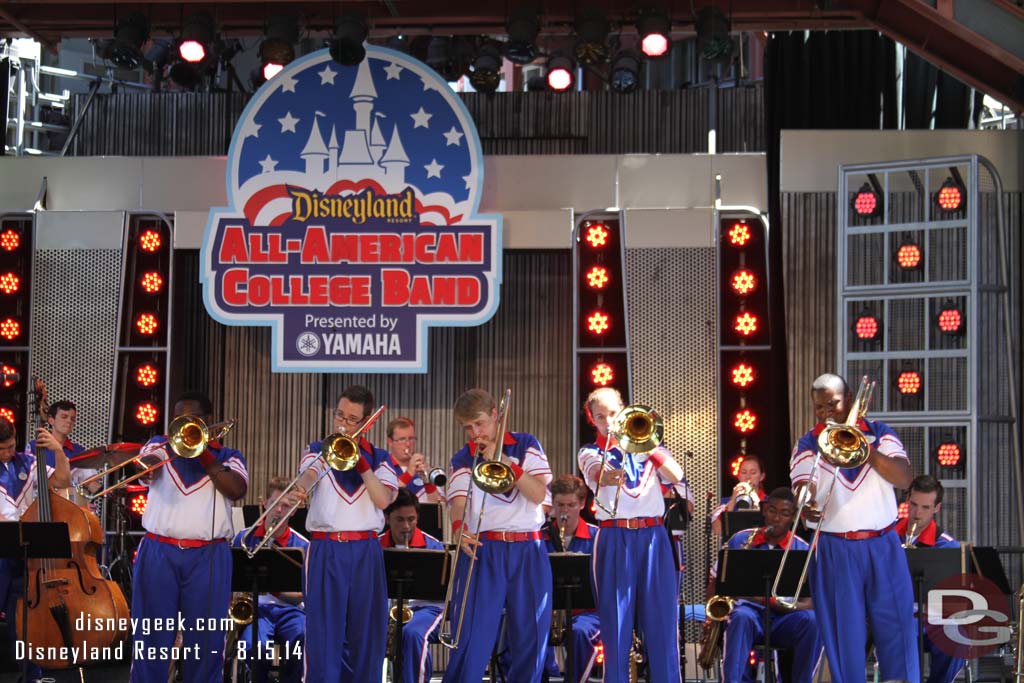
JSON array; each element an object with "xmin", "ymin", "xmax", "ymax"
[
  {"xmin": 594, "ymin": 405, "xmax": 664, "ymax": 518},
  {"xmin": 241, "ymin": 405, "xmax": 386, "ymax": 557},
  {"xmin": 77, "ymin": 415, "xmax": 236, "ymax": 500},
  {"xmin": 438, "ymin": 389, "xmax": 517, "ymax": 650},
  {"xmin": 771, "ymin": 376, "xmax": 876, "ymax": 608}
]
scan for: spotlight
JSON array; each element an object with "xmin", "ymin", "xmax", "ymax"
[
  {"xmin": 108, "ymin": 12, "xmax": 150, "ymax": 70},
  {"xmin": 730, "ymin": 363, "xmax": 755, "ymax": 388},
  {"xmin": 935, "ymin": 440, "xmax": 962, "ymax": 467},
  {"xmin": 257, "ymin": 13, "xmax": 299, "ymax": 83},
  {"xmin": 935, "ymin": 177, "xmax": 965, "ymax": 214},
  {"xmin": 0, "ymin": 229, "xmax": 20, "ymax": 251},
  {"xmin": 854, "ymin": 311, "xmax": 881, "ymax": 341},
  {"xmin": 610, "ymin": 49, "xmax": 642, "ymax": 93},
  {"xmin": 733, "ymin": 312, "xmax": 758, "ymax": 336},
  {"xmin": 135, "ymin": 402, "xmax": 159, "ymax": 426},
  {"xmin": 733, "ymin": 409, "xmax": 757, "ymax": 434},
  {"xmin": 727, "ymin": 222, "xmax": 752, "ymax": 247},
  {"xmin": 329, "ymin": 12, "xmax": 368, "ymax": 66},
  {"xmin": 896, "ymin": 241, "xmax": 922, "ymax": 270},
  {"xmin": 591, "ymin": 362, "xmax": 614, "ymax": 386},
  {"xmin": 852, "ymin": 183, "xmax": 881, "ymax": 217},
  {"xmin": 896, "ymin": 370, "xmax": 921, "ymax": 395},
  {"xmin": 696, "ymin": 5, "xmax": 733, "ymax": 62},
  {"xmin": 574, "ymin": 9, "xmax": 610, "ymax": 65},
  {"xmin": 178, "ymin": 11, "xmax": 215, "ymax": 63},
  {"xmin": 505, "ymin": 7, "xmax": 540, "ymax": 64},
  {"xmin": 546, "ymin": 53, "xmax": 575, "ymax": 91},
  {"xmin": 586, "ymin": 311, "xmax": 610, "ymax": 335},
  {"xmin": 584, "ymin": 223, "xmax": 609, "ymax": 248},
  {"xmin": 637, "ymin": 9, "xmax": 671, "ymax": 58},
  {"xmin": 469, "ymin": 42, "xmax": 503, "ymax": 93},
  {"xmin": 730, "ymin": 268, "xmax": 757, "ymax": 295},
  {"xmin": 936, "ymin": 302, "xmax": 964, "ymax": 335}
]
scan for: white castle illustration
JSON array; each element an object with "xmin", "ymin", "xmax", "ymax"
[{"xmin": 300, "ymin": 59, "xmax": 409, "ymax": 187}]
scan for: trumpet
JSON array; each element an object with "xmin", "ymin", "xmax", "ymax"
[
  {"xmin": 594, "ymin": 405, "xmax": 664, "ymax": 518},
  {"xmin": 427, "ymin": 467, "xmax": 448, "ymax": 487},
  {"xmin": 438, "ymin": 389, "xmax": 516, "ymax": 650},
  {"xmin": 771, "ymin": 376, "xmax": 876, "ymax": 608},
  {"xmin": 241, "ymin": 405, "xmax": 387, "ymax": 557},
  {"xmin": 903, "ymin": 520, "xmax": 919, "ymax": 549},
  {"xmin": 77, "ymin": 416, "xmax": 235, "ymax": 500},
  {"xmin": 733, "ymin": 481, "xmax": 760, "ymax": 510},
  {"xmin": 557, "ymin": 513, "xmax": 568, "ymax": 551}
]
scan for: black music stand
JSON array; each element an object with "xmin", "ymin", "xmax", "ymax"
[
  {"xmin": 550, "ymin": 552, "xmax": 595, "ymax": 683},
  {"xmin": 722, "ymin": 511, "xmax": 764, "ymax": 538},
  {"xmin": 230, "ymin": 547, "xmax": 305, "ymax": 666},
  {"xmin": 0, "ymin": 522, "xmax": 72, "ymax": 682},
  {"xmin": 383, "ymin": 548, "xmax": 449, "ymax": 683},
  {"xmin": 714, "ymin": 548, "xmax": 810, "ymax": 683},
  {"xmin": 416, "ymin": 503, "xmax": 442, "ymax": 541}
]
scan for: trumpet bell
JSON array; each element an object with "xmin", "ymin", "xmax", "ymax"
[
  {"xmin": 428, "ymin": 467, "xmax": 448, "ymax": 487},
  {"xmin": 229, "ymin": 596, "xmax": 254, "ymax": 625},
  {"xmin": 473, "ymin": 460, "xmax": 516, "ymax": 495},
  {"xmin": 322, "ymin": 434, "xmax": 360, "ymax": 471},
  {"xmin": 610, "ymin": 405, "xmax": 664, "ymax": 454}
]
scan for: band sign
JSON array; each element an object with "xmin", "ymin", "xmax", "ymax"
[
  {"xmin": 202, "ymin": 46, "xmax": 501, "ymax": 372},
  {"xmin": 925, "ymin": 573, "xmax": 1011, "ymax": 657}
]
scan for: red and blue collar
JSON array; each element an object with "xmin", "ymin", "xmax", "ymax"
[
  {"xmin": 747, "ymin": 528, "xmax": 793, "ymax": 549},
  {"xmin": 252, "ymin": 522, "xmax": 292, "ymax": 547},
  {"xmin": 812, "ymin": 419, "xmax": 870, "ymax": 437},
  {"xmin": 594, "ymin": 433, "xmax": 617, "ymax": 451},
  {"xmin": 381, "ymin": 527, "xmax": 427, "ymax": 548},
  {"xmin": 895, "ymin": 517, "xmax": 937, "ymax": 546},
  {"xmin": 464, "ymin": 432, "xmax": 518, "ymax": 451}
]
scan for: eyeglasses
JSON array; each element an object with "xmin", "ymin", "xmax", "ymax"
[
  {"xmin": 333, "ymin": 411, "xmax": 364, "ymax": 426},
  {"xmin": 391, "ymin": 436, "xmax": 417, "ymax": 443}
]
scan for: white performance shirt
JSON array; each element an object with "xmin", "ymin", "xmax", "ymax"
[
  {"xmin": 0, "ymin": 452, "xmax": 54, "ymax": 520},
  {"xmin": 578, "ymin": 437, "xmax": 678, "ymax": 521},
  {"xmin": 300, "ymin": 438, "xmax": 399, "ymax": 533},
  {"xmin": 140, "ymin": 436, "xmax": 249, "ymax": 540}
]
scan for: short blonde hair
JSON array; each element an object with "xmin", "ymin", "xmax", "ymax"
[{"xmin": 453, "ymin": 389, "xmax": 496, "ymax": 422}]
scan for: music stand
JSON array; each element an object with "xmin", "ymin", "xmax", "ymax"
[
  {"xmin": 417, "ymin": 503, "xmax": 442, "ymax": 541},
  {"xmin": 714, "ymin": 548, "xmax": 810, "ymax": 683},
  {"xmin": 230, "ymin": 547, "xmax": 305, "ymax": 667},
  {"xmin": 383, "ymin": 548, "xmax": 449, "ymax": 683},
  {"xmin": 550, "ymin": 552, "xmax": 595, "ymax": 683},
  {"xmin": 0, "ymin": 522, "xmax": 72, "ymax": 682},
  {"xmin": 722, "ymin": 510, "xmax": 764, "ymax": 538}
]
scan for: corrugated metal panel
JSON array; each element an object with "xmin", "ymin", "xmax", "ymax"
[{"xmin": 718, "ymin": 85, "xmax": 766, "ymax": 153}]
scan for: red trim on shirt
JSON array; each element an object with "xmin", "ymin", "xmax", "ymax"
[
  {"xmin": 575, "ymin": 522, "xmax": 592, "ymax": 540},
  {"xmin": 812, "ymin": 419, "xmax": 870, "ymax": 437},
  {"xmin": 594, "ymin": 433, "xmax": 617, "ymax": 451},
  {"xmin": 252, "ymin": 522, "xmax": 292, "ymax": 547},
  {"xmin": 748, "ymin": 528, "xmax": 794, "ymax": 549},
  {"xmin": 464, "ymin": 432, "xmax": 519, "ymax": 451},
  {"xmin": 380, "ymin": 527, "xmax": 428, "ymax": 548},
  {"xmin": 895, "ymin": 517, "xmax": 937, "ymax": 546}
]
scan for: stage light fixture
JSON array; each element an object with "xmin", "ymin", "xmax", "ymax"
[
  {"xmin": 852, "ymin": 183, "xmax": 881, "ymax": 217},
  {"xmin": 730, "ymin": 363, "xmax": 755, "ymax": 388},
  {"xmin": 594, "ymin": 644, "xmax": 605, "ymax": 665},
  {"xmin": 139, "ymin": 229, "xmax": 163, "ymax": 253},
  {"xmin": 591, "ymin": 362, "xmax": 614, "ymax": 386},
  {"xmin": 587, "ymin": 311, "xmax": 610, "ymax": 335},
  {"xmin": 935, "ymin": 178, "xmax": 965, "ymax": 214},
  {"xmin": 1, "ymin": 365, "xmax": 16, "ymax": 388},
  {"xmin": 0, "ymin": 230, "xmax": 20, "ymax": 252},
  {"xmin": 935, "ymin": 441, "xmax": 962, "ymax": 467},
  {"xmin": 733, "ymin": 312, "xmax": 758, "ymax": 337},
  {"xmin": 0, "ymin": 407, "xmax": 15, "ymax": 424},
  {"xmin": 897, "ymin": 501, "xmax": 909, "ymax": 519},
  {"xmin": 696, "ymin": 5, "xmax": 732, "ymax": 62},
  {"xmin": 610, "ymin": 49, "xmax": 642, "ymax": 93},
  {"xmin": 727, "ymin": 222, "xmax": 751, "ymax": 247},
  {"xmin": 140, "ymin": 272, "xmax": 164, "ymax": 294},
  {"xmin": 178, "ymin": 11, "xmax": 215, "ymax": 63},
  {"xmin": 505, "ymin": 7, "xmax": 540, "ymax": 65},
  {"xmin": 729, "ymin": 455, "xmax": 745, "ymax": 477},
  {"xmin": 637, "ymin": 9, "xmax": 671, "ymax": 58},
  {"xmin": 135, "ymin": 363, "xmax": 159, "ymax": 388},
  {"xmin": 574, "ymin": 9, "xmax": 610, "ymax": 65},
  {"xmin": 896, "ymin": 242, "xmax": 922, "ymax": 270},
  {"xmin": 257, "ymin": 13, "xmax": 299, "ymax": 84},
  {"xmin": 135, "ymin": 313, "xmax": 159, "ymax": 336},
  {"xmin": 108, "ymin": 12, "xmax": 150, "ymax": 70},
  {"xmin": 135, "ymin": 402, "xmax": 159, "ymax": 426},
  {"xmin": 129, "ymin": 491, "xmax": 148, "ymax": 516},
  {"xmin": 586, "ymin": 266, "xmax": 610, "ymax": 289},
  {"xmin": 547, "ymin": 54, "xmax": 575, "ymax": 91},
  {"xmin": 936, "ymin": 304, "xmax": 964, "ymax": 335},
  {"xmin": 584, "ymin": 224, "xmax": 609, "ymax": 248},
  {"xmin": 733, "ymin": 409, "xmax": 757, "ymax": 433},
  {"xmin": 896, "ymin": 370, "xmax": 921, "ymax": 395},
  {"xmin": 854, "ymin": 312, "xmax": 880, "ymax": 341},
  {"xmin": 329, "ymin": 12, "xmax": 368, "ymax": 66},
  {"xmin": 730, "ymin": 268, "xmax": 756, "ymax": 295},
  {"xmin": 0, "ymin": 273, "xmax": 20, "ymax": 295},
  {"xmin": 0, "ymin": 319, "xmax": 20, "ymax": 341},
  {"xmin": 469, "ymin": 42, "xmax": 503, "ymax": 93}
]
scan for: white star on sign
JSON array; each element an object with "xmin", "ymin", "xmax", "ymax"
[
  {"xmin": 242, "ymin": 120, "xmax": 261, "ymax": 139},
  {"xmin": 384, "ymin": 63, "xmax": 403, "ymax": 80},
  {"xmin": 410, "ymin": 107, "xmax": 432, "ymax": 129},
  {"xmin": 279, "ymin": 75, "xmax": 298, "ymax": 93},
  {"xmin": 424, "ymin": 159, "xmax": 444, "ymax": 179},
  {"xmin": 278, "ymin": 112, "xmax": 299, "ymax": 133},
  {"xmin": 259, "ymin": 155, "xmax": 278, "ymax": 173},
  {"xmin": 463, "ymin": 174, "xmax": 473, "ymax": 190},
  {"xmin": 318, "ymin": 65, "xmax": 337, "ymax": 85},
  {"xmin": 443, "ymin": 126, "xmax": 464, "ymax": 147}
]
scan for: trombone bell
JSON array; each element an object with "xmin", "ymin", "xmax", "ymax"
[
  {"xmin": 168, "ymin": 416, "xmax": 236, "ymax": 459},
  {"xmin": 472, "ymin": 460, "xmax": 516, "ymax": 495},
  {"xmin": 609, "ymin": 405, "xmax": 664, "ymax": 454},
  {"xmin": 321, "ymin": 434, "xmax": 360, "ymax": 471}
]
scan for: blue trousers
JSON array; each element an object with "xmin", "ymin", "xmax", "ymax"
[
  {"xmin": 241, "ymin": 602, "xmax": 305, "ymax": 683},
  {"xmin": 1, "ymin": 558, "xmax": 41, "ymax": 681},
  {"xmin": 809, "ymin": 530, "xmax": 918, "ymax": 683},
  {"xmin": 129, "ymin": 538, "xmax": 232, "ymax": 683},
  {"xmin": 395, "ymin": 604, "xmax": 442, "ymax": 683},
  {"xmin": 304, "ymin": 537, "xmax": 387, "ymax": 683},
  {"xmin": 722, "ymin": 603, "xmax": 822, "ymax": 683},
  {"xmin": 543, "ymin": 611, "xmax": 601, "ymax": 683},
  {"xmin": 441, "ymin": 538, "xmax": 552, "ymax": 683},
  {"xmin": 925, "ymin": 631, "xmax": 965, "ymax": 683},
  {"xmin": 592, "ymin": 526, "xmax": 681, "ymax": 683}
]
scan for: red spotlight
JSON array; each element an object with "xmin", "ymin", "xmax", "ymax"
[
  {"xmin": 896, "ymin": 243, "xmax": 922, "ymax": 270},
  {"xmin": 641, "ymin": 33, "xmax": 669, "ymax": 57},
  {"xmin": 135, "ymin": 363, "xmax": 159, "ymax": 388},
  {"xmin": 587, "ymin": 311, "xmax": 610, "ymax": 335},
  {"xmin": 727, "ymin": 223, "xmax": 752, "ymax": 247},
  {"xmin": 937, "ymin": 307, "xmax": 963, "ymax": 335},
  {"xmin": 135, "ymin": 402, "xmax": 159, "ymax": 426},
  {"xmin": 135, "ymin": 313, "xmax": 159, "ymax": 336},
  {"xmin": 591, "ymin": 362, "xmax": 614, "ymax": 387},
  {"xmin": 0, "ymin": 318, "xmax": 21, "ymax": 341},
  {"xmin": 729, "ymin": 455, "xmax": 745, "ymax": 478},
  {"xmin": 852, "ymin": 183, "xmax": 880, "ymax": 217},
  {"xmin": 897, "ymin": 370, "xmax": 921, "ymax": 395},
  {"xmin": 594, "ymin": 643, "xmax": 605, "ymax": 665},
  {"xmin": 586, "ymin": 266, "xmax": 610, "ymax": 289},
  {"xmin": 935, "ymin": 179, "xmax": 964, "ymax": 213},
  {"xmin": 854, "ymin": 314, "xmax": 880, "ymax": 341},
  {"xmin": 0, "ymin": 229, "xmax": 20, "ymax": 252},
  {"xmin": 897, "ymin": 501, "xmax": 909, "ymax": 519},
  {"xmin": 0, "ymin": 273, "xmax": 19, "ymax": 295},
  {"xmin": 733, "ymin": 312, "xmax": 758, "ymax": 337},
  {"xmin": 0, "ymin": 407, "xmax": 14, "ymax": 424},
  {"xmin": 637, "ymin": 9, "xmax": 671, "ymax": 57},
  {"xmin": 584, "ymin": 224, "xmax": 609, "ymax": 248},
  {"xmin": 730, "ymin": 268, "xmax": 757, "ymax": 295},
  {"xmin": 733, "ymin": 409, "xmax": 757, "ymax": 433},
  {"xmin": 935, "ymin": 442, "xmax": 962, "ymax": 467},
  {"xmin": 139, "ymin": 229, "xmax": 163, "ymax": 253},
  {"xmin": 730, "ymin": 363, "xmax": 755, "ymax": 388},
  {"xmin": 179, "ymin": 40, "xmax": 206, "ymax": 63},
  {"xmin": 1, "ymin": 365, "xmax": 17, "ymax": 388},
  {"xmin": 546, "ymin": 55, "xmax": 575, "ymax": 91},
  {"xmin": 129, "ymin": 491, "xmax": 148, "ymax": 516},
  {"xmin": 140, "ymin": 272, "xmax": 164, "ymax": 294}
]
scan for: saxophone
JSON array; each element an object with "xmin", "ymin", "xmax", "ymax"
[
  {"xmin": 697, "ymin": 528, "xmax": 762, "ymax": 670},
  {"xmin": 386, "ymin": 603, "xmax": 414, "ymax": 661},
  {"xmin": 628, "ymin": 632, "xmax": 644, "ymax": 683}
]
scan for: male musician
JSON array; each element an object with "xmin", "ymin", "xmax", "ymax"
[
  {"xmin": 130, "ymin": 392, "xmax": 248, "ymax": 683},
  {"xmin": 711, "ymin": 454, "xmax": 767, "ymax": 536},
  {"xmin": 379, "ymin": 487, "xmax": 445, "ymax": 683},
  {"xmin": 232, "ymin": 476, "xmax": 308, "ymax": 683},
  {"xmin": 542, "ymin": 474, "xmax": 601, "ymax": 683},
  {"xmin": 578, "ymin": 387, "xmax": 685, "ymax": 683},
  {"xmin": 790, "ymin": 373, "xmax": 917, "ymax": 683},
  {"xmin": 386, "ymin": 417, "xmax": 443, "ymax": 503},
  {"xmin": 896, "ymin": 475, "xmax": 963, "ymax": 683},
  {"xmin": 708, "ymin": 488, "xmax": 822, "ymax": 683},
  {"xmin": 443, "ymin": 388, "xmax": 553, "ymax": 683},
  {"xmin": 289, "ymin": 384, "xmax": 398, "ymax": 682}
]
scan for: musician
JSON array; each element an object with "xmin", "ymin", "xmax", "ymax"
[
  {"xmin": 443, "ymin": 388, "xmax": 553, "ymax": 683},
  {"xmin": 232, "ymin": 476, "xmax": 308, "ymax": 683},
  {"xmin": 288, "ymin": 384, "xmax": 398, "ymax": 682},
  {"xmin": 28, "ymin": 400, "xmax": 89, "ymax": 484},
  {"xmin": 542, "ymin": 474, "xmax": 601, "ymax": 683},
  {"xmin": 130, "ymin": 392, "xmax": 248, "ymax": 683},
  {"xmin": 896, "ymin": 475, "xmax": 963, "ymax": 683},
  {"xmin": 711, "ymin": 454, "xmax": 767, "ymax": 536},
  {"xmin": 386, "ymin": 417, "xmax": 443, "ymax": 504},
  {"xmin": 790, "ymin": 373, "xmax": 917, "ymax": 683},
  {"xmin": 707, "ymin": 488, "xmax": 822, "ymax": 683},
  {"xmin": 378, "ymin": 487, "xmax": 445, "ymax": 683},
  {"xmin": 578, "ymin": 387, "xmax": 685, "ymax": 683}
]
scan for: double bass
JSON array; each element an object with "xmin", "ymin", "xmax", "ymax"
[{"xmin": 18, "ymin": 379, "xmax": 129, "ymax": 668}]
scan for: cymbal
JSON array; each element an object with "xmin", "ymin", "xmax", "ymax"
[{"xmin": 69, "ymin": 442, "xmax": 142, "ymax": 470}]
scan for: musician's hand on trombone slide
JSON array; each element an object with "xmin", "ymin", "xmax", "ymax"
[
  {"xmin": 599, "ymin": 468, "xmax": 625, "ymax": 487},
  {"xmin": 283, "ymin": 484, "xmax": 308, "ymax": 509},
  {"xmin": 794, "ymin": 482, "xmax": 821, "ymax": 523},
  {"xmin": 456, "ymin": 527, "xmax": 482, "ymax": 559}
]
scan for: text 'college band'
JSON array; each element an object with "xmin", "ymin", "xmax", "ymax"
[{"xmin": 0, "ymin": 372, "xmax": 954, "ymax": 682}]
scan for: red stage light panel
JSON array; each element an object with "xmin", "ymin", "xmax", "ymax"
[
  {"xmin": 1, "ymin": 365, "xmax": 16, "ymax": 388},
  {"xmin": 135, "ymin": 313, "xmax": 159, "ymax": 336},
  {"xmin": 733, "ymin": 312, "xmax": 759, "ymax": 337},
  {"xmin": 730, "ymin": 363, "xmax": 755, "ymax": 388},
  {"xmin": 0, "ymin": 273, "xmax": 19, "ymax": 295},
  {"xmin": 0, "ymin": 318, "xmax": 21, "ymax": 341},
  {"xmin": 897, "ymin": 371, "xmax": 921, "ymax": 395},
  {"xmin": 135, "ymin": 364, "xmax": 159, "ymax": 388},
  {"xmin": 936, "ymin": 442, "xmax": 962, "ymax": 467},
  {"xmin": 139, "ymin": 229, "xmax": 163, "ymax": 253},
  {"xmin": 0, "ymin": 230, "xmax": 20, "ymax": 252},
  {"xmin": 129, "ymin": 492, "xmax": 148, "ymax": 516},
  {"xmin": 896, "ymin": 244, "xmax": 922, "ymax": 270},
  {"xmin": 587, "ymin": 311, "xmax": 610, "ymax": 335},
  {"xmin": 594, "ymin": 644, "xmax": 604, "ymax": 665},
  {"xmin": 140, "ymin": 272, "xmax": 164, "ymax": 294},
  {"xmin": 937, "ymin": 308, "xmax": 963, "ymax": 334},
  {"xmin": 135, "ymin": 402, "xmax": 159, "ymax": 426},
  {"xmin": 936, "ymin": 180, "xmax": 964, "ymax": 213},
  {"xmin": 730, "ymin": 269, "xmax": 757, "ymax": 295},
  {"xmin": 590, "ymin": 362, "xmax": 614, "ymax": 386},
  {"xmin": 727, "ymin": 223, "xmax": 751, "ymax": 247},
  {"xmin": 852, "ymin": 184, "xmax": 880, "ymax": 217},
  {"xmin": 585, "ymin": 266, "xmax": 610, "ymax": 289},
  {"xmin": 0, "ymin": 407, "xmax": 14, "ymax": 424},
  {"xmin": 855, "ymin": 315, "xmax": 880, "ymax": 340},
  {"xmin": 729, "ymin": 455, "xmax": 745, "ymax": 478},
  {"xmin": 584, "ymin": 224, "xmax": 609, "ymax": 248},
  {"xmin": 733, "ymin": 409, "xmax": 757, "ymax": 433},
  {"xmin": 897, "ymin": 501, "xmax": 909, "ymax": 519}
]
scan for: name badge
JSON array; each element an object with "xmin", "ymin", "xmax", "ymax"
[{"xmin": 18, "ymin": 472, "xmax": 27, "ymax": 480}]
